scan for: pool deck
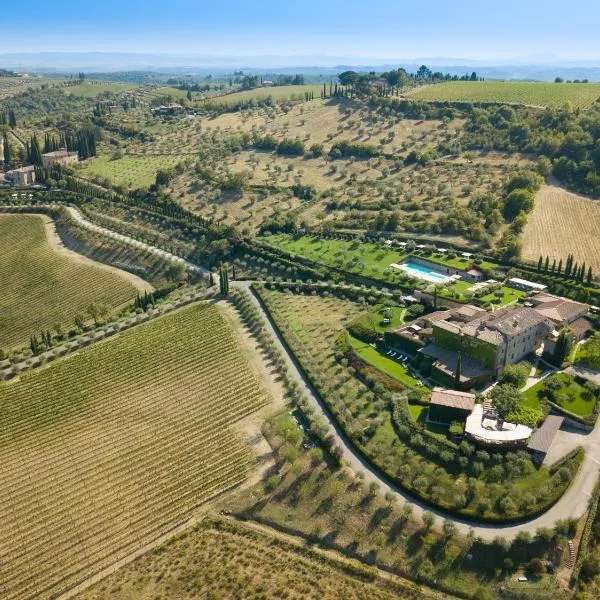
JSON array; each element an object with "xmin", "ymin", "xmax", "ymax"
[{"xmin": 390, "ymin": 262, "xmax": 456, "ymax": 285}]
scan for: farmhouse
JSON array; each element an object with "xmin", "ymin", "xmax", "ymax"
[
  {"xmin": 41, "ymin": 149, "xmax": 78, "ymax": 169},
  {"xmin": 529, "ymin": 294, "xmax": 588, "ymax": 328},
  {"xmin": 3, "ymin": 165, "xmax": 36, "ymax": 186},
  {"xmin": 428, "ymin": 388, "xmax": 475, "ymax": 424},
  {"xmin": 398, "ymin": 304, "xmax": 552, "ymax": 386}
]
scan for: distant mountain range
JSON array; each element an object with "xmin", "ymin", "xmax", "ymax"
[{"xmin": 1, "ymin": 52, "xmax": 599, "ymax": 81}]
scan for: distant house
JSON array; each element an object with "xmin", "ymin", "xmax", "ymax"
[
  {"xmin": 41, "ymin": 149, "xmax": 78, "ymax": 169},
  {"xmin": 4, "ymin": 165, "xmax": 36, "ymax": 186},
  {"xmin": 428, "ymin": 388, "xmax": 475, "ymax": 424},
  {"xmin": 262, "ymin": 80, "xmax": 274, "ymax": 87}
]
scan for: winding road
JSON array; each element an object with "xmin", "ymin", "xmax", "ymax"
[{"xmin": 14, "ymin": 204, "xmax": 600, "ymax": 540}]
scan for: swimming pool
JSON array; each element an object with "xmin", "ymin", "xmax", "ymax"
[{"xmin": 391, "ymin": 260, "xmax": 453, "ymax": 284}]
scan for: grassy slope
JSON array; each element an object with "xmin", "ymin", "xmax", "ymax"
[
  {"xmin": 80, "ymin": 518, "xmax": 422, "ymax": 600},
  {"xmin": 406, "ymin": 81, "xmax": 600, "ymax": 109},
  {"xmin": 0, "ymin": 303, "xmax": 268, "ymax": 599},
  {"xmin": 522, "ymin": 373, "xmax": 596, "ymax": 417},
  {"xmin": 79, "ymin": 154, "xmax": 181, "ymax": 188},
  {"xmin": 65, "ymin": 81, "xmax": 139, "ymax": 97},
  {"xmin": 0, "ymin": 214, "xmax": 138, "ymax": 349},
  {"xmin": 349, "ymin": 334, "xmax": 425, "ymax": 389},
  {"xmin": 206, "ymin": 84, "xmax": 324, "ymax": 106}
]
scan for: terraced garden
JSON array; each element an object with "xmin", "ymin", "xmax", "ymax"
[
  {"xmin": 0, "ymin": 214, "xmax": 140, "ymax": 349},
  {"xmin": 0, "ymin": 302, "xmax": 269, "ymax": 599}
]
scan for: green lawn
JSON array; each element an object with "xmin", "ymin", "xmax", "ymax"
[
  {"xmin": 348, "ymin": 334, "xmax": 426, "ymax": 390},
  {"xmin": 575, "ymin": 332, "xmax": 600, "ymax": 370},
  {"xmin": 406, "ymin": 81, "xmax": 600, "ymax": 110},
  {"xmin": 355, "ymin": 305, "xmax": 406, "ymax": 333},
  {"xmin": 522, "ymin": 373, "xmax": 597, "ymax": 417}
]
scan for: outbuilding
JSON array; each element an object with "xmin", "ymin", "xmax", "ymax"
[{"xmin": 428, "ymin": 387, "xmax": 475, "ymax": 424}]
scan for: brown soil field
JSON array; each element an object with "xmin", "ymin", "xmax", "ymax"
[{"xmin": 521, "ymin": 183, "xmax": 600, "ymax": 275}]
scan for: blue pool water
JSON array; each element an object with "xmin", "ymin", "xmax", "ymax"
[{"xmin": 395, "ymin": 261, "xmax": 452, "ymax": 283}]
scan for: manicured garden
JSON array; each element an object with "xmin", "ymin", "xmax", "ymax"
[
  {"xmin": 263, "ymin": 233, "xmax": 520, "ymax": 306},
  {"xmin": 575, "ymin": 332, "xmax": 600, "ymax": 371},
  {"xmin": 256, "ymin": 286, "xmax": 582, "ymax": 523},
  {"xmin": 522, "ymin": 373, "xmax": 599, "ymax": 418}
]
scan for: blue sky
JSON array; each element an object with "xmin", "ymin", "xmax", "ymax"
[{"xmin": 2, "ymin": 0, "xmax": 599, "ymax": 60}]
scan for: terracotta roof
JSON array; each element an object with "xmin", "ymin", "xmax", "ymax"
[
  {"xmin": 42, "ymin": 149, "xmax": 77, "ymax": 158},
  {"xmin": 488, "ymin": 308, "xmax": 549, "ymax": 338},
  {"xmin": 527, "ymin": 416, "xmax": 564, "ymax": 454},
  {"xmin": 569, "ymin": 317, "xmax": 594, "ymax": 337},
  {"xmin": 532, "ymin": 295, "xmax": 588, "ymax": 324},
  {"xmin": 430, "ymin": 387, "xmax": 476, "ymax": 411}
]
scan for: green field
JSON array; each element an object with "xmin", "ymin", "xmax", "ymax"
[
  {"xmin": 0, "ymin": 302, "xmax": 269, "ymax": 599},
  {"xmin": 206, "ymin": 84, "xmax": 324, "ymax": 107},
  {"xmin": 406, "ymin": 81, "xmax": 600, "ymax": 109},
  {"xmin": 64, "ymin": 81, "xmax": 139, "ymax": 97},
  {"xmin": 522, "ymin": 373, "xmax": 597, "ymax": 417},
  {"xmin": 263, "ymin": 234, "xmax": 521, "ymax": 305},
  {"xmin": 0, "ymin": 214, "xmax": 139, "ymax": 349},
  {"xmin": 79, "ymin": 154, "xmax": 182, "ymax": 188},
  {"xmin": 349, "ymin": 334, "xmax": 426, "ymax": 389}
]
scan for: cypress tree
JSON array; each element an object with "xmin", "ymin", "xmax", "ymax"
[
  {"xmin": 572, "ymin": 262, "xmax": 578, "ymax": 279},
  {"xmin": 580, "ymin": 263, "xmax": 586, "ymax": 283},
  {"xmin": 553, "ymin": 330, "xmax": 571, "ymax": 367},
  {"xmin": 551, "ymin": 259, "xmax": 556, "ymax": 273},
  {"xmin": 544, "ymin": 255, "xmax": 549, "ymax": 272},
  {"xmin": 537, "ymin": 256, "xmax": 543, "ymax": 272},
  {"xmin": 454, "ymin": 353, "xmax": 462, "ymax": 390},
  {"xmin": 3, "ymin": 134, "xmax": 11, "ymax": 168},
  {"xmin": 587, "ymin": 267, "xmax": 593, "ymax": 286},
  {"xmin": 557, "ymin": 258, "xmax": 563, "ymax": 275}
]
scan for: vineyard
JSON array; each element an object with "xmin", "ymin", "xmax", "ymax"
[
  {"xmin": 79, "ymin": 154, "xmax": 182, "ymax": 188},
  {"xmin": 405, "ymin": 81, "xmax": 600, "ymax": 109},
  {"xmin": 521, "ymin": 183, "xmax": 600, "ymax": 274},
  {"xmin": 0, "ymin": 214, "xmax": 139, "ymax": 349},
  {"xmin": 0, "ymin": 302, "xmax": 269, "ymax": 599}
]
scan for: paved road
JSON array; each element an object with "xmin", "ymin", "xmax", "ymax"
[{"xmin": 14, "ymin": 204, "xmax": 600, "ymax": 540}]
